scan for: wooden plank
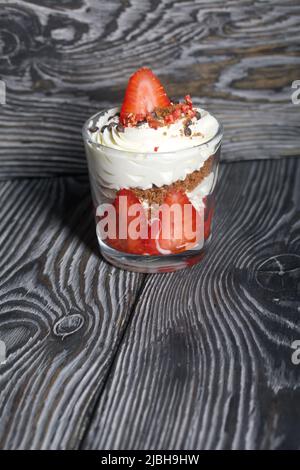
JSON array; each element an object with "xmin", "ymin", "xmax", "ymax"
[
  {"xmin": 0, "ymin": 176, "xmax": 144, "ymax": 449},
  {"xmin": 83, "ymin": 157, "xmax": 300, "ymax": 450},
  {"xmin": 0, "ymin": 0, "xmax": 300, "ymax": 179}
]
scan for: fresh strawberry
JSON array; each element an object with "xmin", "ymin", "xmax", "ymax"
[
  {"xmin": 120, "ymin": 68, "xmax": 170, "ymax": 126},
  {"xmin": 185, "ymin": 94, "xmax": 193, "ymax": 105},
  {"xmin": 156, "ymin": 190, "xmax": 200, "ymax": 254},
  {"xmin": 108, "ymin": 189, "xmax": 148, "ymax": 254},
  {"xmin": 172, "ymin": 108, "xmax": 182, "ymax": 120},
  {"xmin": 164, "ymin": 114, "xmax": 175, "ymax": 125}
]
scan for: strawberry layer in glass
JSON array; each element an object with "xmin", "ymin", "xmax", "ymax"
[{"xmin": 84, "ymin": 68, "xmax": 222, "ymax": 256}]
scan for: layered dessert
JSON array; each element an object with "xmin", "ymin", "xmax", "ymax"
[{"xmin": 84, "ymin": 68, "xmax": 222, "ymax": 258}]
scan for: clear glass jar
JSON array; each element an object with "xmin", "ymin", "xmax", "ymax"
[{"xmin": 83, "ymin": 111, "xmax": 223, "ymax": 273}]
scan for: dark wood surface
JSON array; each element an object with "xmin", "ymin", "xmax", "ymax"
[
  {"xmin": 84, "ymin": 158, "xmax": 300, "ymax": 450},
  {"xmin": 0, "ymin": 0, "xmax": 300, "ymax": 179},
  {"xmin": 0, "ymin": 0, "xmax": 300, "ymax": 450},
  {"xmin": 0, "ymin": 176, "xmax": 145, "ymax": 449}
]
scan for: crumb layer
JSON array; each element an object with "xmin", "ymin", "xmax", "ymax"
[{"xmin": 132, "ymin": 156, "xmax": 213, "ymax": 205}]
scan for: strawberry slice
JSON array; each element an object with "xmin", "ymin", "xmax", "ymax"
[
  {"xmin": 157, "ymin": 190, "xmax": 201, "ymax": 254},
  {"xmin": 107, "ymin": 189, "xmax": 148, "ymax": 255},
  {"xmin": 120, "ymin": 67, "xmax": 171, "ymax": 126}
]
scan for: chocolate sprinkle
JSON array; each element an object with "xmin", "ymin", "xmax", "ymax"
[
  {"xmin": 89, "ymin": 126, "xmax": 99, "ymax": 133},
  {"xmin": 184, "ymin": 126, "xmax": 192, "ymax": 137},
  {"xmin": 195, "ymin": 111, "xmax": 201, "ymax": 120},
  {"xmin": 116, "ymin": 124, "xmax": 125, "ymax": 133},
  {"xmin": 108, "ymin": 112, "xmax": 120, "ymax": 121},
  {"xmin": 100, "ymin": 125, "xmax": 108, "ymax": 133},
  {"xmin": 107, "ymin": 122, "xmax": 117, "ymax": 131}
]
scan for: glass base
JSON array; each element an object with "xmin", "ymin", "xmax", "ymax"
[{"xmin": 99, "ymin": 238, "xmax": 209, "ymax": 273}]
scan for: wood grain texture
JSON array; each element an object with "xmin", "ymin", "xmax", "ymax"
[
  {"xmin": 0, "ymin": 176, "xmax": 144, "ymax": 449},
  {"xmin": 83, "ymin": 157, "xmax": 300, "ymax": 450},
  {"xmin": 0, "ymin": 0, "xmax": 300, "ymax": 451},
  {"xmin": 0, "ymin": 0, "xmax": 300, "ymax": 179}
]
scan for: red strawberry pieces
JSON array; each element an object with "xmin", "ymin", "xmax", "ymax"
[
  {"xmin": 156, "ymin": 190, "xmax": 201, "ymax": 254},
  {"xmin": 107, "ymin": 189, "xmax": 148, "ymax": 255},
  {"xmin": 105, "ymin": 189, "xmax": 207, "ymax": 256}
]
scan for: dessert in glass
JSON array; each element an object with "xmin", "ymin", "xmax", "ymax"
[{"xmin": 83, "ymin": 68, "xmax": 223, "ymax": 273}]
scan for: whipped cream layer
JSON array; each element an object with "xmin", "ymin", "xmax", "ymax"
[
  {"xmin": 85, "ymin": 107, "xmax": 221, "ymax": 192},
  {"xmin": 186, "ymin": 166, "xmax": 218, "ymax": 211}
]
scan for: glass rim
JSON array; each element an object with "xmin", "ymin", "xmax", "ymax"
[{"xmin": 82, "ymin": 108, "xmax": 223, "ymax": 157}]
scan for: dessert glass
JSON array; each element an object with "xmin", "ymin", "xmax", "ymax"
[{"xmin": 83, "ymin": 111, "xmax": 223, "ymax": 273}]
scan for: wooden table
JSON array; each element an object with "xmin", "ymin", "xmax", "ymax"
[{"xmin": 0, "ymin": 0, "xmax": 300, "ymax": 450}]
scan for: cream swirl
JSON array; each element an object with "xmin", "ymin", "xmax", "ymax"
[
  {"xmin": 84, "ymin": 107, "xmax": 222, "ymax": 192},
  {"xmin": 90, "ymin": 107, "xmax": 219, "ymax": 153}
]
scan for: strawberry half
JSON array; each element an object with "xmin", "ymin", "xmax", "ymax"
[
  {"xmin": 107, "ymin": 189, "xmax": 148, "ymax": 255},
  {"xmin": 120, "ymin": 67, "xmax": 171, "ymax": 126},
  {"xmin": 157, "ymin": 190, "xmax": 201, "ymax": 254}
]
